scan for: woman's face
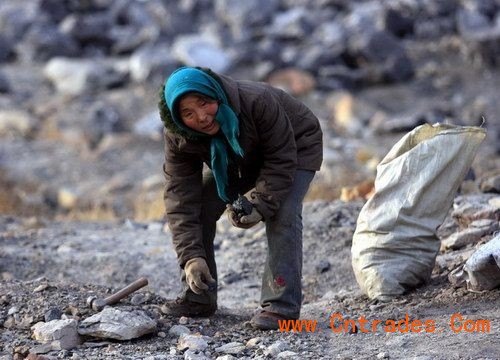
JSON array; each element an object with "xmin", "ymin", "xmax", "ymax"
[{"xmin": 178, "ymin": 94, "xmax": 220, "ymax": 135}]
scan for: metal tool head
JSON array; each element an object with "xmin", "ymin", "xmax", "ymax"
[
  {"xmin": 86, "ymin": 296, "xmax": 96, "ymax": 308},
  {"xmin": 86, "ymin": 295, "xmax": 107, "ymax": 311}
]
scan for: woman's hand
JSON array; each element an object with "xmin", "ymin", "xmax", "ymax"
[
  {"xmin": 184, "ymin": 257, "xmax": 216, "ymax": 294},
  {"xmin": 226, "ymin": 202, "xmax": 263, "ymax": 229}
]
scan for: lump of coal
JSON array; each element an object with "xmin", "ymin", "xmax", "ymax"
[{"xmin": 231, "ymin": 195, "xmax": 253, "ymax": 219}]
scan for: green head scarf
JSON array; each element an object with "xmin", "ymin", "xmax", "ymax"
[{"xmin": 163, "ymin": 67, "xmax": 243, "ymax": 202}]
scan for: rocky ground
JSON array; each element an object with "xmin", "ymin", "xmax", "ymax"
[
  {"xmin": 1, "ymin": 0, "xmax": 500, "ymax": 359},
  {"xmin": 1, "ymin": 194, "xmax": 499, "ymax": 359}
]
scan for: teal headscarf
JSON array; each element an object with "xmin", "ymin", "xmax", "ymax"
[{"xmin": 164, "ymin": 67, "xmax": 244, "ymax": 202}]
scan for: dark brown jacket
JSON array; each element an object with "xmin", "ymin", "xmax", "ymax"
[{"xmin": 162, "ymin": 70, "xmax": 322, "ymax": 266}]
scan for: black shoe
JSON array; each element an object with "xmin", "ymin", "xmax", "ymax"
[
  {"xmin": 161, "ymin": 298, "xmax": 217, "ymax": 317},
  {"xmin": 250, "ymin": 311, "xmax": 294, "ymax": 330}
]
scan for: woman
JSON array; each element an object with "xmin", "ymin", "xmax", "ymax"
[{"xmin": 159, "ymin": 66, "xmax": 322, "ymax": 330}]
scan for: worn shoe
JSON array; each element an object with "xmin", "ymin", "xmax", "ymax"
[
  {"xmin": 250, "ymin": 311, "xmax": 294, "ymax": 330},
  {"xmin": 162, "ymin": 298, "xmax": 217, "ymax": 317}
]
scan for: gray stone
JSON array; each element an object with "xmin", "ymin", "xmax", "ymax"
[
  {"xmin": 421, "ymin": 0, "xmax": 458, "ymax": 17},
  {"xmin": 7, "ymin": 307, "xmax": 18, "ymax": 315},
  {"xmin": 0, "ymin": 110, "xmax": 37, "ymax": 138},
  {"xmin": 83, "ymin": 101, "xmax": 126, "ymax": 148},
  {"xmin": 382, "ymin": 7, "xmax": 414, "ymax": 38},
  {"xmin": 462, "ymin": 25, "xmax": 500, "ymax": 67},
  {"xmin": 266, "ymin": 8, "xmax": 311, "ymax": 39},
  {"xmin": 32, "ymin": 319, "xmax": 81, "ymax": 350},
  {"xmin": 414, "ymin": 17, "xmax": 456, "ymax": 39},
  {"xmin": 111, "ymin": 25, "xmax": 160, "ymax": 55},
  {"xmin": 480, "ymin": 174, "xmax": 500, "ymax": 193},
  {"xmin": 449, "ymin": 234, "xmax": 500, "ymax": 291},
  {"xmin": 0, "ymin": 2, "xmax": 38, "ymax": 41},
  {"xmin": 264, "ymin": 340, "xmax": 290, "ymax": 357},
  {"xmin": 245, "ymin": 337, "xmax": 262, "ymax": 348},
  {"xmin": 129, "ymin": 45, "xmax": 178, "ymax": 83},
  {"xmin": 177, "ymin": 333, "xmax": 209, "ymax": 351},
  {"xmin": 39, "ymin": 0, "xmax": 70, "ymax": 23},
  {"xmin": 277, "ymin": 351, "xmax": 298, "ymax": 359},
  {"xmin": 133, "ymin": 110, "xmax": 163, "ymax": 139},
  {"xmin": 216, "ymin": 356, "xmax": 237, "ymax": 360},
  {"xmin": 371, "ymin": 110, "xmax": 425, "ymax": 134},
  {"xmin": 44, "ymin": 308, "xmax": 63, "ymax": 322},
  {"xmin": 344, "ymin": 2, "xmax": 383, "ymax": 35},
  {"xmin": 43, "ymin": 58, "xmax": 127, "ymax": 96},
  {"xmin": 169, "ymin": 324, "xmax": 190, "ymax": 337},
  {"xmin": 215, "ymin": 342, "xmax": 245, "ymax": 355},
  {"xmin": 313, "ymin": 21, "xmax": 346, "ymax": 47},
  {"xmin": 456, "ymin": 8, "xmax": 491, "ymax": 35},
  {"xmin": 78, "ymin": 308, "xmax": 157, "ymax": 341},
  {"xmin": 59, "ymin": 13, "xmax": 112, "ymax": 44},
  {"xmin": 17, "ymin": 22, "xmax": 80, "ymax": 62},
  {"xmin": 171, "ymin": 34, "xmax": 233, "ymax": 73},
  {"xmin": 214, "ymin": 0, "xmax": 279, "ymax": 39},
  {"xmin": 452, "ymin": 195, "xmax": 500, "ymax": 226},
  {"xmin": 184, "ymin": 349, "xmax": 209, "ymax": 360},
  {"xmin": 316, "ymin": 259, "xmax": 331, "ymax": 273}
]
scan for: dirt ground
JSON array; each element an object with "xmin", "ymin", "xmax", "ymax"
[{"xmin": 1, "ymin": 199, "xmax": 498, "ymax": 359}]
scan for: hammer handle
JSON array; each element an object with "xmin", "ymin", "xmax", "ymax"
[{"xmin": 104, "ymin": 277, "xmax": 149, "ymax": 306}]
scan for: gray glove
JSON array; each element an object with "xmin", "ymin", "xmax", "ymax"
[
  {"xmin": 226, "ymin": 202, "xmax": 263, "ymax": 229},
  {"xmin": 185, "ymin": 257, "xmax": 215, "ymax": 294}
]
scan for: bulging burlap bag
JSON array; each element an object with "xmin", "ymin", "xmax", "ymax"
[{"xmin": 351, "ymin": 123, "xmax": 486, "ymax": 300}]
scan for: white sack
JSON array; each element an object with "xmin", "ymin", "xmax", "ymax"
[{"xmin": 351, "ymin": 123, "xmax": 486, "ymax": 300}]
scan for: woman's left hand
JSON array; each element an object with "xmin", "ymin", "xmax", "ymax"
[{"xmin": 227, "ymin": 204, "xmax": 263, "ymax": 229}]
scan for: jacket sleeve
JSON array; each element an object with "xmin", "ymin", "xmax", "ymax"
[
  {"xmin": 249, "ymin": 89, "xmax": 298, "ymax": 219},
  {"xmin": 163, "ymin": 131, "xmax": 206, "ymax": 267}
]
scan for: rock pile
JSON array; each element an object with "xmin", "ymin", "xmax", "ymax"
[
  {"xmin": 2, "ymin": 0, "xmax": 499, "ymax": 87},
  {"xmin": 0, "ymin": 0, "xmax": 499, "ymax": 220}
]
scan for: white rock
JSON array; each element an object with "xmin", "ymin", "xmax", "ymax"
[
  {"xmin": 216, "ymin": 355, "xmax": 237, "ymax": 360},
  {"xmin": 184, "ymin": 349, "xmax": 209, "ymax": 360},
  {"xmin": 133, "ymin": 111, "xmax": 162, "ymax": 139},
  {"xmin": 7, "ymin": 307, "xmax": 19, "ymax": 315},
  {"xmin": 169, "ymin": 324, "xmax": 190, "ymax": 337},
  {"xmin": 277, "ymin": 351, "xmax": 298, "ymax": 359},
  {"xmin": 178, "ymin": 333, "xmax": 209, "ymax": 351},
  {"xmin": 32, "ymin": 319, "xmax": 81, "ymax": 350},
  {"xmin": 78, "ymin": 308, "xmax": 157, "ymax": 340},
  {"xmin": 171, "ymin": 34, "xmax": 232, "ymax": 73},
  {"xmin": 264, "ymin": 340, "xmax": 290, "ymax": 356},
  {"xmin": 246, "ymin": 337, "xmax": 262, "ymax": 347},
  {"xmin": 215, "ymin": 342, "xmax": 245, "ymax": 354},
  {"xmin": 57, "ymin": 187, "xmax": 79, "ymax": 209},
  {"xmin": 0, "ymin": 110, "xmax": 36, "ymax": 137}
]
